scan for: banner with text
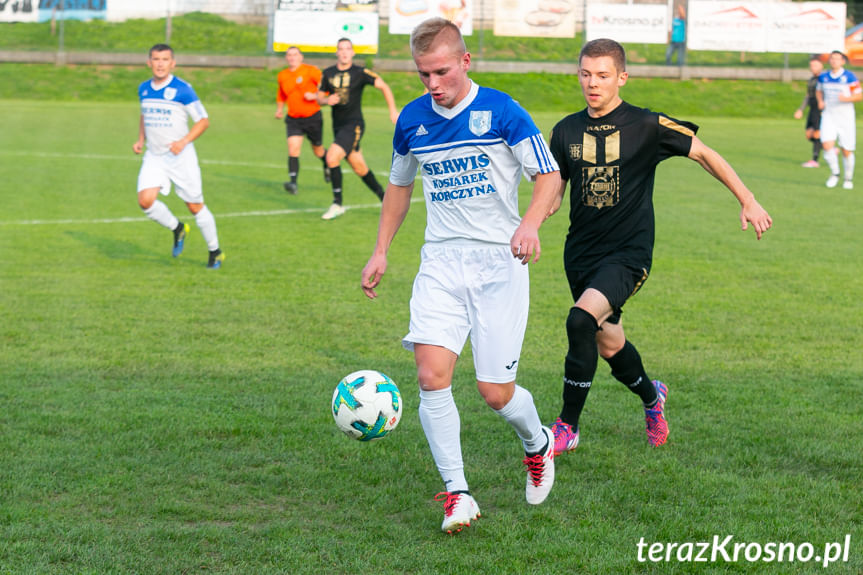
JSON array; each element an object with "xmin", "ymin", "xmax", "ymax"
[
  {"xmin": 688, "ymin": 1, "xmax": 845, "ymax": 54},
  {"xmin": 274, "ymin": 0, "xmax": 380, "ymax": 54},
  {"xmin": 585, "ymin": 3, "xmax": 668, "ymax": 44},
  {"xmin": 0, "ymin": 0, "xmax": 105, "ymax": 23},
  {"xmin": 389, "ymin": 0, "xmax": 473, "ymax": 36}
]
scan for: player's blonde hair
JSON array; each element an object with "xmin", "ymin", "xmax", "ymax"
[
  {"xmin": 580, "ymin": 38, "xmax": 626, "ymax": 73},
  {"xmin": 410, "ymin": 17, "xmax": 466, "ymax": 57}
]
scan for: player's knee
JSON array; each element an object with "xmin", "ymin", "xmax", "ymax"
[
  {"xmin": 566, "ymin": 307, "xmax": 598, "ymax": 345},
  {"xmin": 416, "ymin": 364, "xmax": 449, "ymax": 391}
]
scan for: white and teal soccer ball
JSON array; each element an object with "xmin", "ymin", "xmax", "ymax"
[{"xmin": 332, "ymin": 370, "xmax": 402, "ymax": 441}]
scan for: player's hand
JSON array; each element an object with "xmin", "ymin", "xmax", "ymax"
[
  {"xmin": 510, "ymin": 224, "xmax": 541, "ymax": 265},
  {"xmin": 361, "ymin": 253, "xmax": 388, "ymax": 299},
  {"xmin": 740, "ymin": 199, "xmax": 773, "ymax": 240},
  {"xmin": 274, "ymin": 110, "xmax": 283, "ymax": 119},
  {"xmin": 793, "ymin": 109, "xmax": 803, "ymax": 120},
  {"xmin": 389, "ymin": 109, "xmax": 399, "ymax": 124},
  {"xmin": 132, "ymin": 141, "xmax": 144, "ymax": 154},
  {"xmin": 327, "ymin": 94, "xmax": 340, "ymax": 106},
  {"xmin": 169, "ymin": 140, "xmax": 187, "ymax": 155}
]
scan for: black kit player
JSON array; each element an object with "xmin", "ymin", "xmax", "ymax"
[
  {"xmin": 794, "ymin": 56, "xmax": 824, "ymax": 168},
  {"xmin": 317, "ymin": 37, "xmax": 399, "ymax": 220},
  {"xmin": 545, "ymin": 38, "xmax": 773, "ymax": 455}
]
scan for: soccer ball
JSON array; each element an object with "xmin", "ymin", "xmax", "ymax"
[{"xmin": 332, "ymin": 370, "xmax": 402, "ymax": 441}]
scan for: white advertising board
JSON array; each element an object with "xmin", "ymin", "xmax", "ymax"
[
  {"xmin": 585, "ymin": 3, "xmax": 669, "ymax": 44},
  {"xmin": 493, "ymin": 0, "xmax": 577, "ymax": 39},
  {"xmin": 273, "ymin": 3, "xmax": 380, "ymax": 54},
  {"xmin": 388, "ymin": 0, "xmax": 473, "ymax": 36},
  {"xmin": 766, "ymin": 2, "xmax": 845, "ymax": 54},
  {"xmin": 687, "ymin": 1, "xmax": 770, "ymax": 52}
]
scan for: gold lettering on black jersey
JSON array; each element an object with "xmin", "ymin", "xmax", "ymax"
[
  {"xmin": 659, "ymin": 116, "xmax": 694, "ymax": 137},
  {"xmin": 580, "ymin": 130, "xmax": 620, "ymax": 209},
  {"xmin": 569, "ymin": 144, "xmax": 582, "ymax": 160},
  {"xmin": 333, "ymin": 71, "xmax": 351, "ymax": 106},
  {"xmin": 582, "ymin": 133, "xmax": 597, "ymax": 164}
]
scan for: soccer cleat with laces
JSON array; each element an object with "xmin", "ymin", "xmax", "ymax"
[
  {"xmin": 172, "ymin": 222, "xmax": 189, "ymax": 257},
  {"xmin": 826, "ymin": 174, "xmax": 840, "ymax": 188},
  {"xmin": 283, "ymin": 181, "xmax": 298, "ymax": 195},
  {"xmin": 550, "ymin": 417, "xmax": 579, "ymax": 456},
  {"xmin": 434, "ymin": 491, "xmax": 480, "ymax": 534},
  {"xmin": 207, "ymin": 249, "xmax": 225, "ymax": 269},
  {"xmin": 523, "ymin": 426, "xmax": 555, "ymax": 505},
  {"xmin": 321, "ymin": 203, "xmax": 346, "ymax": 220},
  {"xmin": 644, "ymin": 380, "xmax": 669, "ymax": 447},
  {"xmin": 801, "ymin": 160, "xmax": 819, "ymax": 168},
  {"xmin": 843, "ymin": 180, "xmax": 854, "ymax": 190}
]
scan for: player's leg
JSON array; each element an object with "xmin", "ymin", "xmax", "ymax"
[
  {"xmin": 322, "ymin": 133, "xmax": 349, "ymax": 219},
  {"xmin": 470, "ymin": 247, "xmax": 553, "ymax": 504},
  {"xmin": 138, "ymin": 156, "xmax": 187, "ymax": 257},
  {"xmin": 837, "ymin": 121, "xmax": 856, "ymax": 189},
  {"xmin": 306, "ymin": 111, "xmax": 330, "ymax": 183},
  {"xmin": 820, "ymin": 114, "xmax": 841, "ymax": 187},
  {"xmin": 173, "ymin": 151, "xmax": 222, "ymax": 268},
  {"xmin": 803, "ymin": 122, "xmax": 820, "ymax": 167},
  {"xmin": 284, "ymin": 133, "xmax": 304, "ymax": 194},
  {"xmin": 345, "ymin": 124, "xmax": 384, "ymax": 200}
]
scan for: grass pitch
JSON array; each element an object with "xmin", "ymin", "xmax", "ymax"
[{"xmin": 0, "ymin": 100, "xmax": 861, "ymax": 574}]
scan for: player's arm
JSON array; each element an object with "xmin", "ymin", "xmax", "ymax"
[
  {"xmin": 816, "ymin": 86, "xmax": 825, "ymax": 110},
  {"xmin": 361, "ymin": 182, "xmax": 414, "ymax": 299},
  {"xmin": 841, "ymin": 82, "xmax": 863, "ymax": 103},
  {"xmin": 169, "ymin": 117, "xmax": 209, "ymax": 155},
  {"xmin": 132, "ymin": 115, "xmax": 146, "ymax": 154},
  {"xmin": 374, "ymin": 76, "xmax": 399, "ymax": 124},
  {"xmin": 510, "ymin": 170, "xmax": 563, "ymax": 264},
  {"xmin": 275, "ymin": 78, "xmax": 286, "ymax": 119},
  {"xmin": 688, "ymin": 136, "xmax": 772, "ymax": 240}
]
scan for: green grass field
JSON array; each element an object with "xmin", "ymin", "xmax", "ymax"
[{"xmin": 1, "ymin": 95, "xmax": 861, "ymax": 574}]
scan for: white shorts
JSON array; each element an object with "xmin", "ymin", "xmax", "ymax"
[
  {"xmin": 137, "ymin": 146, "xmax": 204, "ymax": 203},
  {"xmin": 820, "ymin": 109, "xmax": 856, "ymax": 151},
  {"xmin": 403, "ymin": 242, "xmax": 529, "ymax": 384}
]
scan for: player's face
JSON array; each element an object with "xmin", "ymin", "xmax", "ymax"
[
  {"xmin": 286, "ymin": 48, "xmax": 302, "ymax": 70},
  {"xmin": 147, "ymin": 50, "xmax": 175, "ymax": 82},
  {"xmin": 829, "ymin": 52, "xmax": 845, "ymax": 72},
  {"xmin": 336, "ymin": 41, "xmax": 354, "ymax": 68},
  {"xmin": 809, "ymin": 59, "xmax": 823, "ymax": 76},
  {"xmin": 414, "ymin": 43, "xmax": 471, "ymax": 109},
  {"xmin": 578, "ymin": 55, "xmax": 628, "ymax": 118}
]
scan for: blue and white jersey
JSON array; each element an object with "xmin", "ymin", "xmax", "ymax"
[
  {"xmin": 390, "ymin": 81, "xmax": 558, "ymax": 245},
  {"xmin": 817, "ymin": 68, "xmax": 862, "ymax": 111},
  {"xmin": 138, "ymin": 75, "xmax": 208, "ymax": 155}
]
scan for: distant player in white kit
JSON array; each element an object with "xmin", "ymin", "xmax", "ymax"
[
  {"xmin": 361, "ymin": 18, "xmax": 561, "ymax": 534},
  {"xmin": 133, "ymin": 44, "xmax": 224, "ymax": 268},
  {"xmin": 817, "ymin": 50, "xmax": 862, "ymax": 190}
]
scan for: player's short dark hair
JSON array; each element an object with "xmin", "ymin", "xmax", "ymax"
[
  {"xmin": 149, "ymin": 43, "xmax": 173, "ymax": 57},
  {"xmin": 579, "ymin": 38, "xmax": 626, "ymax": 72},
  {"xmin": 337, "ymin": 37, "xmax": 353, "ymax": 48},
  {"xmin": 830, "ymin": 50, "xmax": 848, "ymax": 62},
  {"xmin": 410, "ymin": 17, "xmax": 466, "ymax": 57}
]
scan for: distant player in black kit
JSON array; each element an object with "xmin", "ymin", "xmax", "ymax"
[
  {"xmin": 317, "ymin": 37, "xmax": 399, "ymax": 220},
  {"xmin": 545, "ymin": 38, "xmax": 772, "ymax": 455},
  {"xmin": 794, "ymin": 56, "xmax": 824, "ymax": 168}
]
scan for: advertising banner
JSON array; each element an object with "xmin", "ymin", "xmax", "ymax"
[
  {"xmin": 585, "ymin": 3, "xmax": 668, "ymax": 44},
  {"xmin": 389, "ymin": 0, "xmax": 473, "ymax": 36},
  {"xmin": 493, "ymin": 0, "xmax": 577, "ymax": 39},
  {"xmin": 1, "ymin": 0, "xmax": 105, "ymax": 22},
  {"xmin": 273, "ymin": 0, "xmax": 380, "ymax": 54},
  {"xmin": 766, "ymin": 2, "xmax": 845, "ymax": 54}
]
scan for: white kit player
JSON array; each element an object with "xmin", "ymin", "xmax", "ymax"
[
  {"xmin": 816, "ymin": 50, "xmax": 863, "ymax": 190},
  {"xmin": 133, "ymin": 43, "xmax": 224, "ymax": 268},
  {"xmin": 361, "ymin": 18, "xmax": 562, "ymax": 534}
]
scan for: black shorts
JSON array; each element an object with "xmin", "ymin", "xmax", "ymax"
[
  {"xmin": 332, "ymin": 120, "xmax": 364, "ymax": 154},
  {"xmin": 806, "ymin": 107, "xmax": 821, "ymax": 132},
  {"xmin": 566, "ymin": 263, "xmax": 649, "ymax": 324},
  {"xmin": 285, "ymin": 111, "xmax": 323, "ymax": 146}
]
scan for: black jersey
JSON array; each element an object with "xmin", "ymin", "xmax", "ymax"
[
  {"xmin": 805, "ymin": 74, "xmax": 819, "ymax": 110},
  {"xmin": 549, "ymin": 101, "xmax": 697, "ymax": 273},
  {"xmin": 320, "ymin": 64, "xmax": 380, "ymax": 128}
]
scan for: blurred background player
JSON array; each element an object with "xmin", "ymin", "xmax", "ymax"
[
  {"xmin": 546, "ymin": 38, "xmax": 772, "ymax": 456},
  {"xmin": 133, "ymin": 43, "xmax": 224, "ymax": 269},
  {"xmin": 817, "ymin": 50, "xmax": 862, "ymax": 189},
  {"xmin": 361, "ymin": 18, "xmax": 559, "ymax": 534},
  {"xmin": 665, "ymin": 4, "xmax": 686, "ymax": 66},
  {"xmin": 317, "ymin": 38, "xmax": 399, "ymax": 220},
  {"xmin": 275, "ymin": 46, "xmax": 330, "ymax": 195},
  {"xmin": 794, "ymin": 56, "xmax": 823, "ymax": 168}
]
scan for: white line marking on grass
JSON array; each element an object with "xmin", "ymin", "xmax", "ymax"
[
  {"xmin": 0, "ymin": 149, "xmax": 285, "ymax": 169},
  {"xmin": 0, "ymin": 199, "xmax": 422, "ymax": 227}
]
